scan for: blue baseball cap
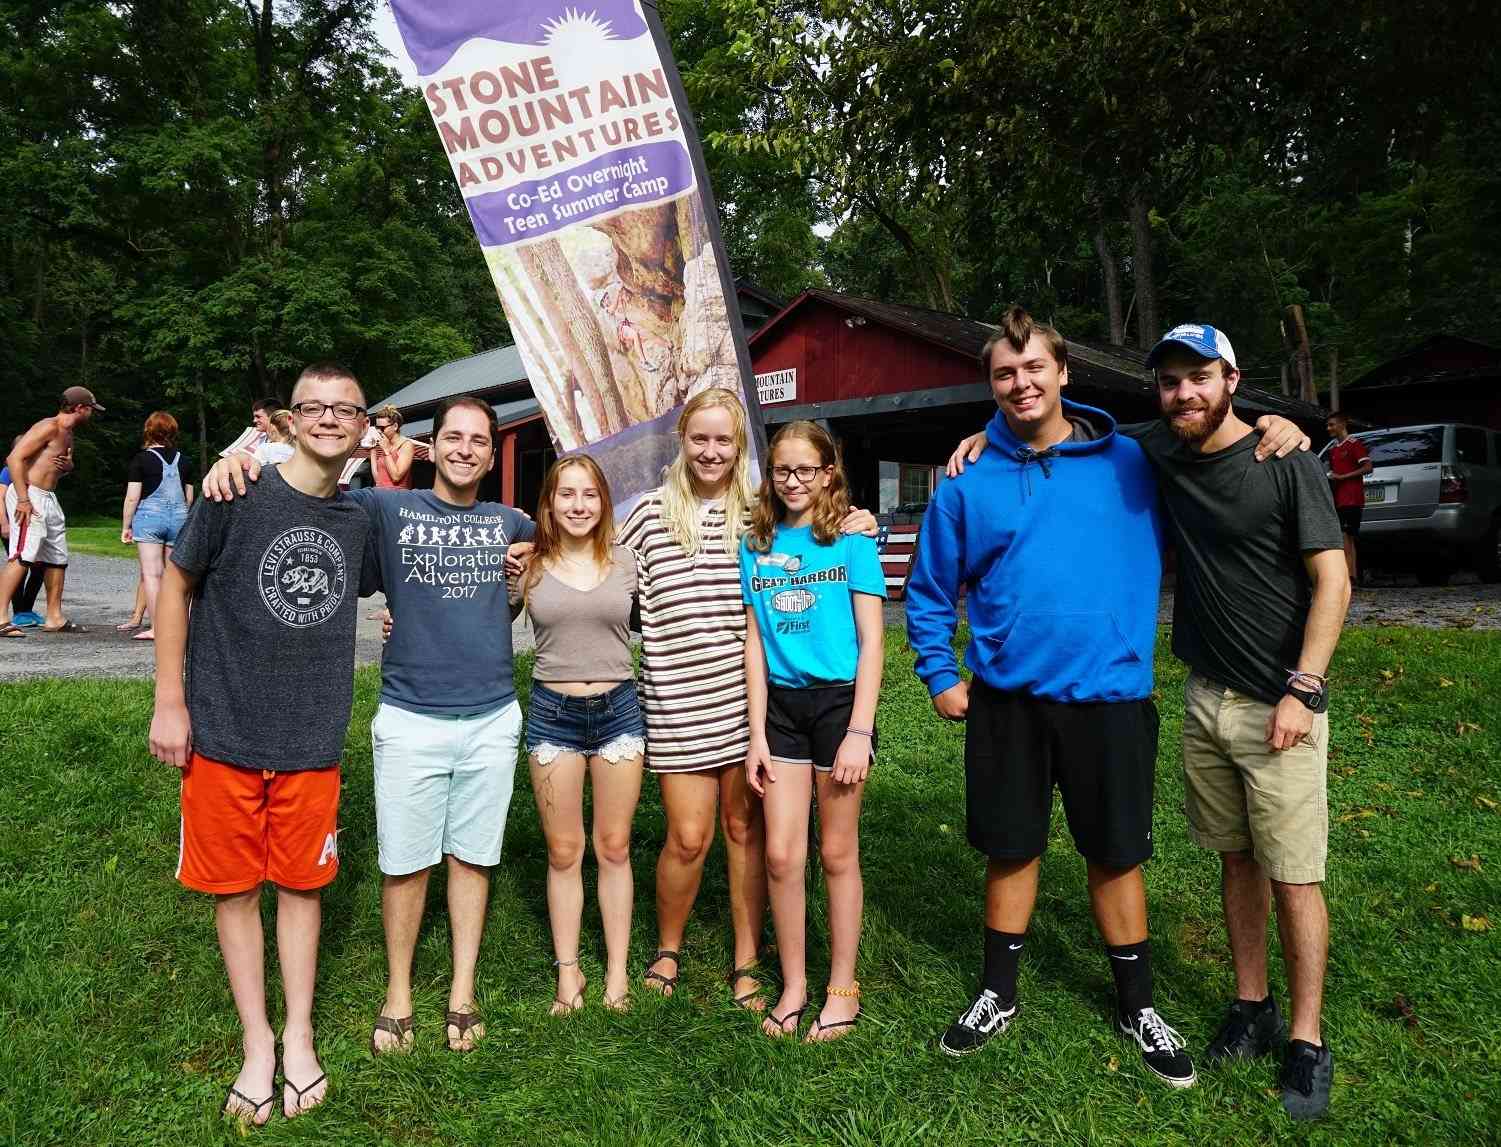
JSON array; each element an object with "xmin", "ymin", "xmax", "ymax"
[{"xmin": 1146, "ymin": 323, "xmax": 1238, "ymax": 370}]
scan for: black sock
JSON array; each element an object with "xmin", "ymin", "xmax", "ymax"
[
  {"xmin": 1107, "ymin": 939, "xmax": 1154, "ymax": 1017},
  {"xmin": 982, "ymin": 928, "xmax": 1025, "ymax": 1002},
  {"xmin": 1236, "ymin": 994, "xmax": 1274, "ymax": 1011}
]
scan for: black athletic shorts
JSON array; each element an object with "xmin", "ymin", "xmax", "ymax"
[
  {"xmin": 1336, "ymin": 505, "xmax": 1362, "ymax": 537},
  {"xmin": 766, "ymin": 683, "xmax": 877, "ymax": 772},
  {"xmin": 964, "ymin": 680, "xmax": 1158, "ymax": 867}
]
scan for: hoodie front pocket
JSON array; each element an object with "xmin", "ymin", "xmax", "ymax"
[{"xmin": 981, "ymin": 610, "xmax": 1143, "ymax": 698}]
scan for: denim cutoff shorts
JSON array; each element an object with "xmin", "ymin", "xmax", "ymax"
[
  {"xmin": 132, "ymin": 503, "xmax": 188, "ymax": 546},
  {"xmin": 526, "ymin": 681, "xmax": 646, "ymax": 764}
]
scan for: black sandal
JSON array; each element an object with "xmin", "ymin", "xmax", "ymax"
[
  {"xmin": 806, "ymin": 980, "xmax": 862, "ymax": 1043},
  {"xmin": 281, "ymin": 1070, "xmax": 328, "ymax": 1118},
  {"xmin": 445, "ymin": 1008, "xmax": 485, "ymax": 1051},
  {"xmin": 763, "ymin": 1001, "xmax": 808, "ymax": 1039},
  {"xmin": 369, "ymin": 1014, "xmax": 413, "ymax": 1056},
  {"xmin": 727, "ymin": 960, "xmax": 767, "ymax": 1009},
  {"xmin": 643, "ymin": 949, "xmax": 681, "ymax": 994},
  {"xmin": 221, "ymin": 1085, "xmax": 274, "ymax": 1125}
]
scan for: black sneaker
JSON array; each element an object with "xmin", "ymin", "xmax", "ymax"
[
  {"xmin": 1204, "ymin": 998, "xmax": 1285, "ymax": 1063},
  {"xmin": 1118, "ymin": 1006, "xmax": 1197, "ymax": 1088},
  {"xmin": 938, "ymin": 989, "xmax": 1019, "ymax": 1057},
  {"xmin": 1280, "ymin": 1039, "xmax": 1333, "ymax": 1120}
]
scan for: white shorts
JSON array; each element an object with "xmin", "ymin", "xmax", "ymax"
[
  {"xmin": 371, "ymin": 699, "xmax": 522, "ymax": 876},
  {"xmin": 6, "ymin": 485, "xmax": 68, "ymax": 566}
]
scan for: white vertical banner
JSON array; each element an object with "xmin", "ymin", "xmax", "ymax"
[{"xmin": 388, "ymin": 0, "xmax": 764, "ymax": 510}]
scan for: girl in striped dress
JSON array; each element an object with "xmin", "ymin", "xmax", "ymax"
[{"xmin": 618, "ymin": 389, "xmax": 875, "ymax": 1006}]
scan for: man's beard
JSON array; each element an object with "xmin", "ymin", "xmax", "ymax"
[{"xmin": 1164, "ymin": 387, "xmax": 1232, "ymax": 444}]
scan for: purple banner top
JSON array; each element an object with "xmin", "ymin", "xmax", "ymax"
[
  {"xmin": 466, "ymin": 140, "xmax": 693, "ymax": 247},
  {"xmin": 390, "ymin": 0, "xmax": 650, "ymax": 76}
]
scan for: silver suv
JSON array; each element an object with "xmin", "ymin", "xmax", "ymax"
[{"xmin": 1323, "ymin": 423, "xmax": 1501, "ymax": 585}]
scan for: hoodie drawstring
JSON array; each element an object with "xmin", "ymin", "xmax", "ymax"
[{"xmin": 1013, "ymin": 445, "xmax": 1058, "ymax": 498}]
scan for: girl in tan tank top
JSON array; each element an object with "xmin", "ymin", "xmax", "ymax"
[{"xmin": 513, "ymin": 455, "xmax": 644, "ymax": 1014}]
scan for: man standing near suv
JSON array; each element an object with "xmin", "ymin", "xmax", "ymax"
[
  {"xmin": 1140, "ymin": 323, "xmax": 1350, "ymax": 1120},
  {"xmin": 1324, "ymin": 412, "xmax": 1372, "ymax": 584}
]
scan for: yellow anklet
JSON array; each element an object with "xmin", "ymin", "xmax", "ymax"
[{"xmin": 826, "ymin": 980, "xmax": 861, "ymax": 998}]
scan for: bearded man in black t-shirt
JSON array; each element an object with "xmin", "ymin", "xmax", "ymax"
[{"xmin": 1138, "ymin": 324, "xmax": 1349, "ymax": 1122}]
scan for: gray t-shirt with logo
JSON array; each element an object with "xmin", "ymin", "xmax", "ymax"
[
  {"xmin": 351, "ymin": 488, "xmax": 535, "ymax": 716},
  {"xmin": 171, "ymin": 466, "xmax": 373, "ymax": 771}
]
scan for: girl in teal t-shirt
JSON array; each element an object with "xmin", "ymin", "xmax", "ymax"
[{"xmin": 740, "ymin": 420, "xmax": 886, "ymax": 1042}]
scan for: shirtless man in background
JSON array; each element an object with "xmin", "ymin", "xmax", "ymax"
[{"xmin": 0, "ymin": 386, "xmax": 103, "ymax": 636}]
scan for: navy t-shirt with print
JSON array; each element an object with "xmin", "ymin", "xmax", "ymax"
[
  {"xmin": 740, "ymin": 525, "xmax": 886, "ymax": 688},
  {"xmin": 352, "ymin": 488, "xmax": 535, "ymax": 716}
]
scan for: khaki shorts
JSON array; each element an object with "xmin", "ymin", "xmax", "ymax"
[{"xmin": 1181, "ymin": 672, "xmax": 1328, "ymax": 884}]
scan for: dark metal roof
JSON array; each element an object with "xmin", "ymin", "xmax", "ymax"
[
  {"xmin": 1346, "ymin": 334, "xmax": 1501, "ymax": 391},
  {"xmin": 373, "ymin": 344, "xmax": 529, "ymax": 412},
  {"xmin": 734, "ymin": 279, "xmax": 788, "ymax": 312}
]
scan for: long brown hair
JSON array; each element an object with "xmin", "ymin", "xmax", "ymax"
[
  {"xmin": 747, "ymin": 421, "xmax": 850, "ymax": 551},
  {"xmin": 143, "ymin": 411, "xmax": 178, "ymax": 448},
  {"xmin": 522, "ymin": 454, "xmax": 617, "ymax": 600}
]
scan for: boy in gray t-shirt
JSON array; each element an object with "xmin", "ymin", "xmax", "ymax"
[{"xmin": 150, "ymin": 365, "xmax": 373, "ymax": 1125}]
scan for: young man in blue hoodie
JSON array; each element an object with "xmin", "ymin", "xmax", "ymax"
[{"xmin": 905, "ymin": 306, "xmax": 1196, "ymax": 1088}]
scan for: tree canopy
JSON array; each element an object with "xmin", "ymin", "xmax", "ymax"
[{"xmin": 3, "ymin": 0, "xmax": 1496, "ymax": 508}]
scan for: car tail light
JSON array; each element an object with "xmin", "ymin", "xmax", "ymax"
[{"xmin": 1439, "ymin": 465, "xmax": 1469, "ymax": 504}]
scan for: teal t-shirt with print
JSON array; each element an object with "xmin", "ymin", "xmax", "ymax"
[{"xmin": 739, "ymin": 524, "xmax": 887, "ymax": 688}]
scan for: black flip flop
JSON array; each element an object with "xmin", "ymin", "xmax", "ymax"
[
  {"xmin": 41, "ymin": 620, "xmax": 86, "ymax": 634},
  {"xmin": 806, "ymin": 1010, "xmax": 862, "ymax": 1042},
  {"xmin": 369, "ymin": 1014, "xmax": 413, "ymax": 1056},
  {"xmin": 282, "ymin": 1070, "xmax": 328, "ymax": 1118},
  {"xmin": 221, "ymin": 1085, "xmax": 274, "ymax": 1125},
  {"xmin": 643, "ymin": 949, "xmax": 680, "ymax": 994},
  {"xmin": 763, "ymin": 1001, "xmax": 808, "ymax": 1039}
]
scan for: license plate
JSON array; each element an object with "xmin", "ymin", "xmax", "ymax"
[{"xmin": 1364, "ymin": 485, "xmax": 1387, "ymax": 504}]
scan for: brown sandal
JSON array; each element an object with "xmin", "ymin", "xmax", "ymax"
[
  {"xmin": 445, "ymin": 1008, "xmax": 484, "ymax": 1052},
  {"xmin": 369, "ymin": 1014, "xmax": 413, "ymax": 1056}
]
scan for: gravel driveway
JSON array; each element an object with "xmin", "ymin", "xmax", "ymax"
[
  {"xmin": 3, "ymin": 553, "xmax": 1495, "ymax": 683},
  {"xmin": 0, "ymin": 552, "xmax": 534, "ymax": 683}
]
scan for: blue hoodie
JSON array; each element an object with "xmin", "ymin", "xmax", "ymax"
[{"xmin": 905, "ymin": 400, "xmax": 1163, "ymax": 703}]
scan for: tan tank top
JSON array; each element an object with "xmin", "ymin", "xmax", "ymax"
[{"xmin": 520, "ymin": 546, "xmax": 637, "ymax": 682}]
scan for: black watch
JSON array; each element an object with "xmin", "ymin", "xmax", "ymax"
[{"xmin": 1285, "ymin": 681, "xmax": 1328, "ymax": 713}]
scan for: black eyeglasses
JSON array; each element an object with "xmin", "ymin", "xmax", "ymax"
[
  {"xmin": 771, "ymin": 464, "xmax": 826, "ymax": 485},
  {"xmin": 291, "ymin": 401, "xmax": 367, "ymax": 422}
]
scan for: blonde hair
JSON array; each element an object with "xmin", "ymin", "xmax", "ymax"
[
  {"xmin": 747, "ymin": 421, "xmax": 850, "ymax": 551},
  {"xmin": 658, "ymin": 388, "xmax": 755, "ymax": 557},
  {"xmin": 522, "ymin": 454, "xmax": 617, "ymax": 602},
  {"xmin": 267, "ymin": 409, "xmax": 294, "ymax": 442}
]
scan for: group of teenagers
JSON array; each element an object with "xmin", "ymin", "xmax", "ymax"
[{"xmin": 147, "ymin": 306, "xmax": 1350, "ymax": 1129}]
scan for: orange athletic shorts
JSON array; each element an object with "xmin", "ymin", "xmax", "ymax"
[{"xmin": 176, "ymin": 752, "xmax": 341, "ymax": 894}]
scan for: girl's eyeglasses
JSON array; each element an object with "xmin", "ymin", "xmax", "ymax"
[{"xmin": 771, "ymin": 465, "xmax": 826, "ymax": 485}]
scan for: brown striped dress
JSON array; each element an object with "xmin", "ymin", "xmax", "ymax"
[{"xmin": 617, "ymin": 490, "xmax": 748, "ymax": 774}]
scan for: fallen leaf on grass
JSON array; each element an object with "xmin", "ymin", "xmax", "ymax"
[
  {"xmin": 1338, "ymin": 808, "xmax": 1379, "ymax": 823},
  {"xmin": 1457, "ymin": 721, "xmax": 1483, "ymax": 736},
  {"xmin": 1450, "ymin": 854, "xmax": 1483, "ymax": 872},
  {"xmin": 1424, "ymin": 882, "xmax": 1439, "ymax": 893},
  {"xmin": 1461, "ymin": 915, "xmax": 1491, "ymax": 932},
  {"xmin": 1393, "ymin": 995, "xmax": 1420, "ymax": 1029},
  {"xmin": 1106, "ymin": 1056, "xmax": 1119, "ymax": 1072},
  {"xmin": 1476, "ymin": 795, "xmax": 1498, "ymax": 811},
  {"xmin": 1439, "ymin": 677, "xmax": 1455, "ymax": 688}
]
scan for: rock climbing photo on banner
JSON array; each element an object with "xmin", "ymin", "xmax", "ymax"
[{"xmin": 388, "ymin": 0, "xmax": 764, "ymax": 510}]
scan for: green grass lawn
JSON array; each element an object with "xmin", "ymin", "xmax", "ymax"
[
  {"xmin": 60, "ymin": 513, "xmax": 137, "ymax": 560},
  {"xmin": 1, "ymin": 628, "xmax": 1498, "ymax": 1145}
]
